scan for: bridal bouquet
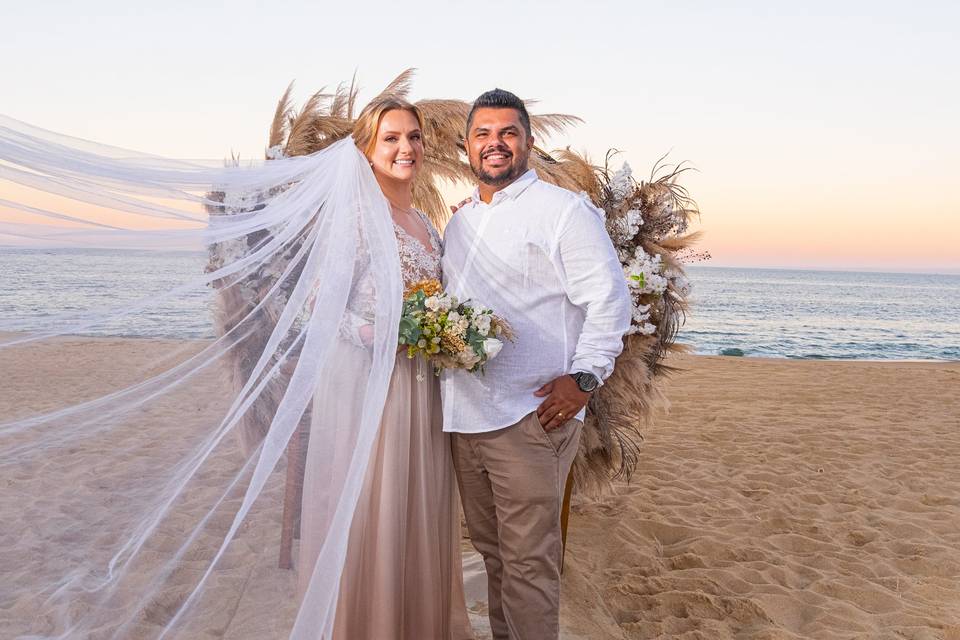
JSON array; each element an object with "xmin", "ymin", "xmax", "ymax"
[{"xmin": 398, "ymin": 279, "xmax": 513, "ymax": 375}]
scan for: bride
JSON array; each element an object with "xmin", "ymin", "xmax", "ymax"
[
  {"xmin": 0, "ymin": 96, "xmax": 473, "ymax": 638},
  {"xmin": 301, "ymin": 97, "xmax": 473, "ymax": 639}
]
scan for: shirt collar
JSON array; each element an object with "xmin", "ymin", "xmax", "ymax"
[{"xmin": 470, "ymin": 169, "xmax": 539, "ymax": 205}]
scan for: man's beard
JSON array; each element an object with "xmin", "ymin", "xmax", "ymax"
[{"xmin": 470, "ymin": 151, "xmax": 529, "ymax": 186}]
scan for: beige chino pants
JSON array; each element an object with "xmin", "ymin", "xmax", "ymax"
[{"xmin": 452, "ymin": 411, "xmax": 582, "ymax": 640}]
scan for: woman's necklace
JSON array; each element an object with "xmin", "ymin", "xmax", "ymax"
[
  {"xmin": 389, "ymin": 202, "xmax": 420, "ymax": 232},
  {"xmin": 388, "ymin": 201, "xmax": 416, "ymax": 219}
]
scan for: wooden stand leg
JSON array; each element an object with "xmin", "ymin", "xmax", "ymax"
[
  {"xmin": 278, "ymin": 423, "xmax": 304, "ymax": 569},
  {"xmin": 291, "ymin": 419, "xmax": 307, "ymax": 540},
  {"xmin": 560, "ymin": 468, "xmax": 575, "ymax": 574}
]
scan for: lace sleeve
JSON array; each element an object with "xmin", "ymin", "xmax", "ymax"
[
  {"xmin": 338, "ymin": 251, "xmax": 377, "ymax": 347},
  {"xmin": 340, "ymin": 209, "xmax": 439, "ymax": 346}
]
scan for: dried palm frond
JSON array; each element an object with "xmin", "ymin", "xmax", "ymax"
[
  {"xmin": 529, "ymin": 149, "xmax": 591, "ymax": 195},
  {"xmin": 548, "ymin": 148, "xmax": 602, "ymax": 202},
  {"xmin": 375, "ymin": 68, "xmax": 416, "ymax": 101},
  {"xmin": 658, "ymin": 230, "xmax": 703, "ymax": 252},
  {"xmin": 329, "ymin": 72, "xmax": 360, "ymax": 119},
  {"xmin": 641, "ymin": 157, "xmax": 701, "ymax": 234},
  {"xmin": 529, "ymin": 112, "xmax": 584, "ymax": 139},
  {"xmin": 268, "ymin": 82, "xmax": 295, "ymax": 151},
  {"xmin": 284, "ymin": 90, "xmax": 330, "ymax": 157},
  {"xmin": 576, "ymin": 333, "xmax": 663, "ymax": 493},
  {"xmin": 415, "ymin": 99, "xmax": 469, "ymax": 156},
  {"xmin": 309, "ymin": 116, "xmax": 356, "ymax": 151}
]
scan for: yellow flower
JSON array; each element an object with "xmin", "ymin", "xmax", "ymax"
[
  {"xmin": 440, "ymin": 329, "xmax": 467, "ymax": 354},
  {"xmin": 404, "ymin": 278, "xmax": 443, "ymax": 299}
]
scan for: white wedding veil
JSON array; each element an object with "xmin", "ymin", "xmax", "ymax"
[{"xmin": 0, "ymin": 114, "xmax": 403, "ymax": 638}]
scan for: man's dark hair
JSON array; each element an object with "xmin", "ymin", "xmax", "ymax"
[{"xmin": 466, "ymin": 88, "xmax": 532, "ymax": 137}]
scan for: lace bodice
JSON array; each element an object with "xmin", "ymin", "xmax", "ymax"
[{"xmin": 394, "ymin": 210, "xmax": 441, "ymax": 287}]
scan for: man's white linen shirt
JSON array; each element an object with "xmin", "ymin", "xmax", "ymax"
[{"xmin": 440, "ymin": 169, "xmax": 632, "ymax": 434}]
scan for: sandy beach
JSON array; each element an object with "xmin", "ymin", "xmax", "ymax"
[
  {"xmin": 563, "ymin": 355, "xmax": 960, "ymax": 640},
  {"xmin": 2, "ymin": 336, "xmax": 959, "ymax": 639}
]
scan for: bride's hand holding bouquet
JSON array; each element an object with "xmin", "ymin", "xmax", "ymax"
[{"xmin": 398, "ymin": 279, "xmax": 514, "ymax": 375}]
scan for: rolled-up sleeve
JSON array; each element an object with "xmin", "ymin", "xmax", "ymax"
[{"xmin": 555, "ymin": 197, "xmax": 632, "ymax": 383}]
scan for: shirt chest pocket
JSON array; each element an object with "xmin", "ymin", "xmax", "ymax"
[{"xmin": 492, "ymin": 224, "xmax": 556, "ymax": 290}]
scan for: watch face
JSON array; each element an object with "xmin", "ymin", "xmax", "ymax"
[{"xmin": 577, "ymin": 373, "xmax": 599, "ymax": 392}]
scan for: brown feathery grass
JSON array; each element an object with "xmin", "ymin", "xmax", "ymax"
[{"xmin": 268, "ymin": 82, "xmax": 295, "ymax": 152}]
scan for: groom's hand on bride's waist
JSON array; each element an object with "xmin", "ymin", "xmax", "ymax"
[{"xmin": 534, "ymin": 375, "xmax": 591, "ymax": 431}]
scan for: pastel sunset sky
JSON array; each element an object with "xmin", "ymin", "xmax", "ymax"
[{"xmin": 3, "ymin": 0, "xmax": 958, "ymax": 273}]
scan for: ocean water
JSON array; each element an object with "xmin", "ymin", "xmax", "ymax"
[
  {"xmin": 0, "ymin": 248, "xmax": 215, "ymax": 339},
  {"xmin": 1, "ymin": 249, "xmax": 957, "ymax": 360},
  {"xmin": 681, "ymin": 266, "xmax": 960, "ymax": 360}
]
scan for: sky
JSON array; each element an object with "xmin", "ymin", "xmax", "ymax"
[{"xmin": 2, "ymin": 0, "xmax": 958, "ymax": 273}]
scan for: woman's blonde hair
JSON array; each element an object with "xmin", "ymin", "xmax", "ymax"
[{"xmin": 352, "ymin": 96, "xmax": 425, "ymax": 159}]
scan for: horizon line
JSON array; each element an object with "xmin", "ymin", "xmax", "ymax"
[
  {"xmin": 3, "ymin": 243, "xmax": 959, "ymax": 277},
  {"xmin": 691, "ymin": 263, "xmax": 960, "ymax": 277}
]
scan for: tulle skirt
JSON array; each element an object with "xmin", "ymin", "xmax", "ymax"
[{"xmin": 299, "ymin": 353, "xmax": 473, "ymax": 639}]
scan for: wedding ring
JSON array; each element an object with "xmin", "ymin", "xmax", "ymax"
[{"xmin": 558, "ymin": 412, "xmax": 564, "ymax": 419}]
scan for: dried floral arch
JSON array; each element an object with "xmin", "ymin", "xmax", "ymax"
[{"xmin": 209, "ymin": 70, "xmax": 703, "ymax": 502}]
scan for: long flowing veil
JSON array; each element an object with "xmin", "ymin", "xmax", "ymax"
[{"xmin": 0, "ymin": 114, "xmax": 402, "ymax": 638}]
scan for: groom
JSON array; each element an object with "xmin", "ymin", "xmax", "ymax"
[{"xmin": 441, "ymin": 89, "xmax": 632, "ymax": 640}]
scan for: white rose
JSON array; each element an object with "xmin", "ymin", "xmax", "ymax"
[
  {"xmin": 473, "ymin": 314, "xmax": 492, "ymax": 336},
  {"xmin": 483, "ymin": 338, "xmax": 503, "ymax": 360},
  {"xmin": 447, "ymin": 311, "xmax": 462, "ymax": 323}
]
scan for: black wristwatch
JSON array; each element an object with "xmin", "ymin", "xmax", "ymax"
[{"xmin": 570, "ymin": 371, "xmax": 600, "ymax": 393}]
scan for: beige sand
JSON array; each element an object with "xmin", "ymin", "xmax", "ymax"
[
  {"xmin": 2, "ymin": 337, "xmax": 959, "ymax": 639},
  {"xmin": 562, "ymin": 354, "xmax": 960, "ymax": 640}
]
